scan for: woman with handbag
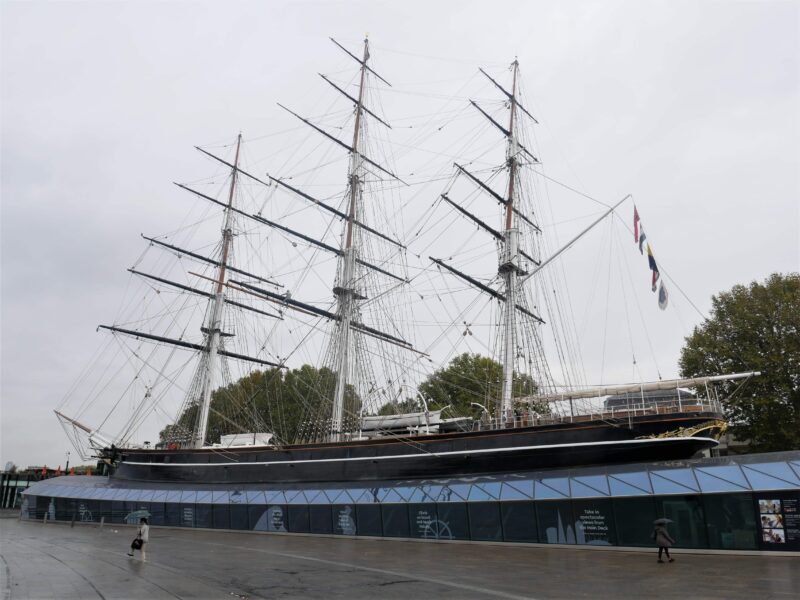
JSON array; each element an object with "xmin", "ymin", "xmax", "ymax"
[{"xmin": 127, "ymin": 517, "xmax": 149, "ymax": 561}]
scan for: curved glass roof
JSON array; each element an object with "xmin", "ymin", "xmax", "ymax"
[{"xmin": 24, "ymin": 451, "xmax": 800, "ymax": 505}]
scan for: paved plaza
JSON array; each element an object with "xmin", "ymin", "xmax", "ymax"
[{"xmin": 1, "ymin": 516, "xmax": 797, "ymax": 599}]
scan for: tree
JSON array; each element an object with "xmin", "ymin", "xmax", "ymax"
[
  {"xmin": 679, "ymin": 273, "xmax": 800, "ymax": 452},
  {"xmin": 411, "ymin": 352, "xmax": 540, "ymax": 418},
  {"xmin": 160, "ymin": 365, "xmax": 358, "ymax": 445}
]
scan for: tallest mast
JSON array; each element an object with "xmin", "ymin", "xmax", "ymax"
[
  {"xmin": 330, "ymin": 38, "xmax": 370, "ymax": 441},
  {"xmin": 499, "ymin": 60, "xmax": 522, "ymax": 421}
]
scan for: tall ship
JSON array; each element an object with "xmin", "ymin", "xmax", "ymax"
[{"xmin": 55, "ymin": 38, "xmax": 754, "ymax": 485}]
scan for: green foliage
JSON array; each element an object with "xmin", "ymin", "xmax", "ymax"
[
  {"xmin": 412, "ymin": 352, "xmax": 539, "ymax": 418},
  {"xmin": 679, "ymin": 273, "xmax": 800, "ymax": 452},
  {"xmin": 160, "ymin": 365, "xmax": 358, "ymax": 445}
]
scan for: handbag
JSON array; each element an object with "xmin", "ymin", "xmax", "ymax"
[{"xmin": 131, "ymin": 537, "xmax": 143, "ymax": 550}]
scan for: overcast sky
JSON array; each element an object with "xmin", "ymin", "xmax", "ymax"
[{"xmin": 2, "ymin": 0, "xmax": 798, "ymax": 469}]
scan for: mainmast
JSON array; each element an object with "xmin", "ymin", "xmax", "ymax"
[
  {"xmin": 330, "ymin": 38, "xmax": 370, "ymax": 441},
  {"xmin": 499, "ymin": 60, "xmax": 523, "ymax": 420},
  {"xmin": 193, "ymin": 133, "xmax": 242, "ymax": 447}
]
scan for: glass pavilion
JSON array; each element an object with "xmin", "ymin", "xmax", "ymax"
[{"xmin": 21, "ymin": 451, "xmax": 800, "ymax": 552}]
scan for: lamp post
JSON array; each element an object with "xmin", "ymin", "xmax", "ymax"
[{"xmin": 65, "ymin": 451, "xmax": 70, "ymax": 472}]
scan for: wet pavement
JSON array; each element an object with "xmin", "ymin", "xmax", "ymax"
[{"xmin": 1, "ymin": 517, "xmax": 797, "ymax": 599}]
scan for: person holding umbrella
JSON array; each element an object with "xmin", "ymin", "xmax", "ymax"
[{"xmin": 652, "ymin": 518, "xmax": 675, "ymax": 563}]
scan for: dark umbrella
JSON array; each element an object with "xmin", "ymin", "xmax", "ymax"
[{"xmin": 653, "ymin": 518, "xmax": 673, "ymax": 525}]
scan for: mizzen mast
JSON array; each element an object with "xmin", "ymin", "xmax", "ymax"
[{"xmin": 193, "ymin": 132, "xmax": 242, "ymax": 447}]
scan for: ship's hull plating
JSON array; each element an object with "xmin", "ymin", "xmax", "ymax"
[{"xmin": 109, "ymin": 412, "xmax": 721, "ymax": 484}]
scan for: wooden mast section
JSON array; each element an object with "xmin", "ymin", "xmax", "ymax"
[
  {"xmin": 499, "ymin": 60, "xmax": 522, "ymax": 421},
  {"xmin": 194, "ymin": 133, "xmax": 242, "ymax": 447},
  {"xmin": 331, "ymin": 38, "xmax": 370, "ymax": 441}
]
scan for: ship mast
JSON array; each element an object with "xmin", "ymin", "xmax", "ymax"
[
  {"xmin": 499, "ymin": 60, "xmax": 522, "ymax": 421},
  {"xmin": 193, "ymin": 132, "xmax": 242, "ymax": 447},
  {"xmin": 330, "ymin": 38, "xmax": 370, "ymax": 442}
]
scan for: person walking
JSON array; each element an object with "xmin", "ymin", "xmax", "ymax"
[
  {"xmin": 652, "ymin": 518, "xmax": 675, "ymax": 563},
  {"xmin": 127, "ymin": 517, "xmax": 150, "ymax": 561}
]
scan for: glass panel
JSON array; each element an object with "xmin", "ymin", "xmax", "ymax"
[
  {"xmin": 613, "ymin": 497, "xmax": 657, "ymax": 547},
  {"xmin": 655, "ymin": 495, "xmax": 708, "ymax": 548},
  {"xmin": 303, "ymin": 490, "xmax": 325, "ymax": 504},
  {"xmin": 195, "ymin": 491, "xmax": 212, "ymax": 504},
  {"xmin": 287, "ymin": 505, "xmax": 310, "ymax": 533},
  {"xmin": 264, "ymin": 491, "xmax": 286, "ymax": 504},
  {"xmin": 165, "ymin": 490, "xmax": 182, "ymax": 503},
  {"xmin": 285, "ymin": 490, "xmax": 306, "ymax": 505},
  {"xmin": 408, "ymin": 503, "xmax": 437, "ymax": 538},
  {"xmin": 164, "ymin": 503, "xmax": 181, "ymax": 527},
  {"xmin": 229, "ymin": 490, "xmax": 245, "ymax": 504},
  {"xmin": 572, "ymin": 499, "xmax": 616, "ymax": 545},
  {"xmin": 250, "ymin": 505, "xmax": 287, "ymax": 532},
  {"xmin": 394, "ymin": 487, "xmax": 417, "ymax": 502},
  {"xmin": 477, "ymin": 482, "xmax": 502, "ymax": 500},
  {"xmin": 147, "ymin": 502, "xmax": 165, "ymax": 526},
  {"xmin": 570, "ymin": 475, "xmax": 610, "ymax": 498},
  {"xmin": 380, "ymin": 488, "xmax": 405, "ymax": 503},
  {"xmin": 500, "ymin": 502, "xmax": 537, "ymax": 543},
  {"xmin": 151, "ymin": 490, "xmax": 168, "ymax": 502},
  {"xmin": 444, "ymin": 484, "xmax": 470, "ymax": 502},
  {"xmin": 309, "ymin": 506, "xmax": 333, "ymax": 534},
  {"xmin": 467, "ymin": 485, "xmax": 492, "ymax": 502},
  {"xmin": 332, "ymin": 505, "xmax": 357, "ymax": 535},
  {"xmin": 608, "ymin": 472, "xmax": 652, "ymax": 496},
  {"xmin": 694, "ymin": 466, "xmax": 750, "ymax": 493},
  {"xmin": 381, "ymin": 504, "xmax": 410, "ymax": 538},
  {"xmin": 437, "ymin": 503, "xmax": 469, "ymax": 540},
  {"xmin": 212, "ymin": 504, "xmax": 230, "ymax": 529},
  {"xmin": 339, "ymin": 490, "xmax": 360, "ymax": 504},
  {"xmin": 137, "ymin": 489, "xmax": 155, "ymax": 502},
  {"xmin": 535, "ymin": 478, "xmax": 570, "ymax": 500},
  {"xmin": 704, "ymin": 493, "xmax": 757, "ymax": 550},
  {"xmin": 742, "ymin": 463, "xmax": 800, "ymax": 491},
  {"xmin": 325, "ymin": 490, "xmax": 345, "ymax": 504},
  {"xmin": 230, "ymin": 505, "xmax": 249, "ymax": 530},
  {"xmin": 649, "ymin": 469, "xmax": 699, "ymax": 494},
  {"xmin": 350, "ymin": 488, "xmax": 379, "ymax": 504},
  {"xmin": 537, "ymin": 501, "xmax": 577, "ymax": 543},
  {"xmin": 180, "ymin": 491, "xmax": 197, "ymax": 503},
  {"xmin": 408, "ymin": 486, "xmax": 439, "ymax": 503},
  {"xmin": 211, "ymin": 491, "xmax": 230, "ymax": 504},
  {"xmin": 244, "ymin": 491, "xmax": 266, "ymax": 504},
  {"xmin": 194, "ymin": 504, "xmax": 212, "ymax": 528},
  {"xmin": 112, "ymin": 489, "xmax": 130, "ymax": 500},
  {"xmin": 469, "ymin": 502, "xmax": 502, "ymax": 541},
  {"xmin": 355, "ymin": 505, "xmax": 382, "ymax": 536},
  {"xmin": 499, "ymin": 481, "xmax": 533, "ymax": 501}
]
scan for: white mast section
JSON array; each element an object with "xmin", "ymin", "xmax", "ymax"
[
  {"xmin": 499, "ymin": 60, "xmax": 522, "ymax": 421},
  {"xmin": 193, "ymin": 133, "xmax": 242, "ymax": 448},
  {"xmin": 330, "ymin": 39, "xmax": 369, "ymax": 441}
]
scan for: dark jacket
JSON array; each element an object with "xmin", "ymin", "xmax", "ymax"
[{"xmin": 654, "ymin": 524, "xmax": 674, "ymax": 547}]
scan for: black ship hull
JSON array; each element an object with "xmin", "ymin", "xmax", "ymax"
[{"xmin": 108, "ymin": 412, "xmax": 721, "ymax": 484}]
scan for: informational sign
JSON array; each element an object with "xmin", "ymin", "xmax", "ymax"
[
  {"xmin": 182, "ymin": 506, "xmax": 194, "ymax": 527},
  {"xmin": 756, "ymin": 492, "xmax": 800, "ymax": 551}
]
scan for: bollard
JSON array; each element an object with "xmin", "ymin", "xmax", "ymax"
[
  {"xmin": 43, "ymin": 512, "xmax": 48, "ymax": 524},
  {"xmin": 71, "ymin": 514, "xmax": 76, "ymax": 528},
  {"xmin": 100, "ymin": 516, "xmax": 105, "ymax": 529}
]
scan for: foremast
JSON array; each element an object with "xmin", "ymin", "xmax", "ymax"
[
  {"xmin": 499, "ymin": 59, "xmax": 523, "ymax": 421},
  {"xmin": 330, "ymin": 38, "xmax": 370, "ymax": 441},
  {"xmin": 193, "ymin": 133, "xmax": 242, "ymax": 447}
]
